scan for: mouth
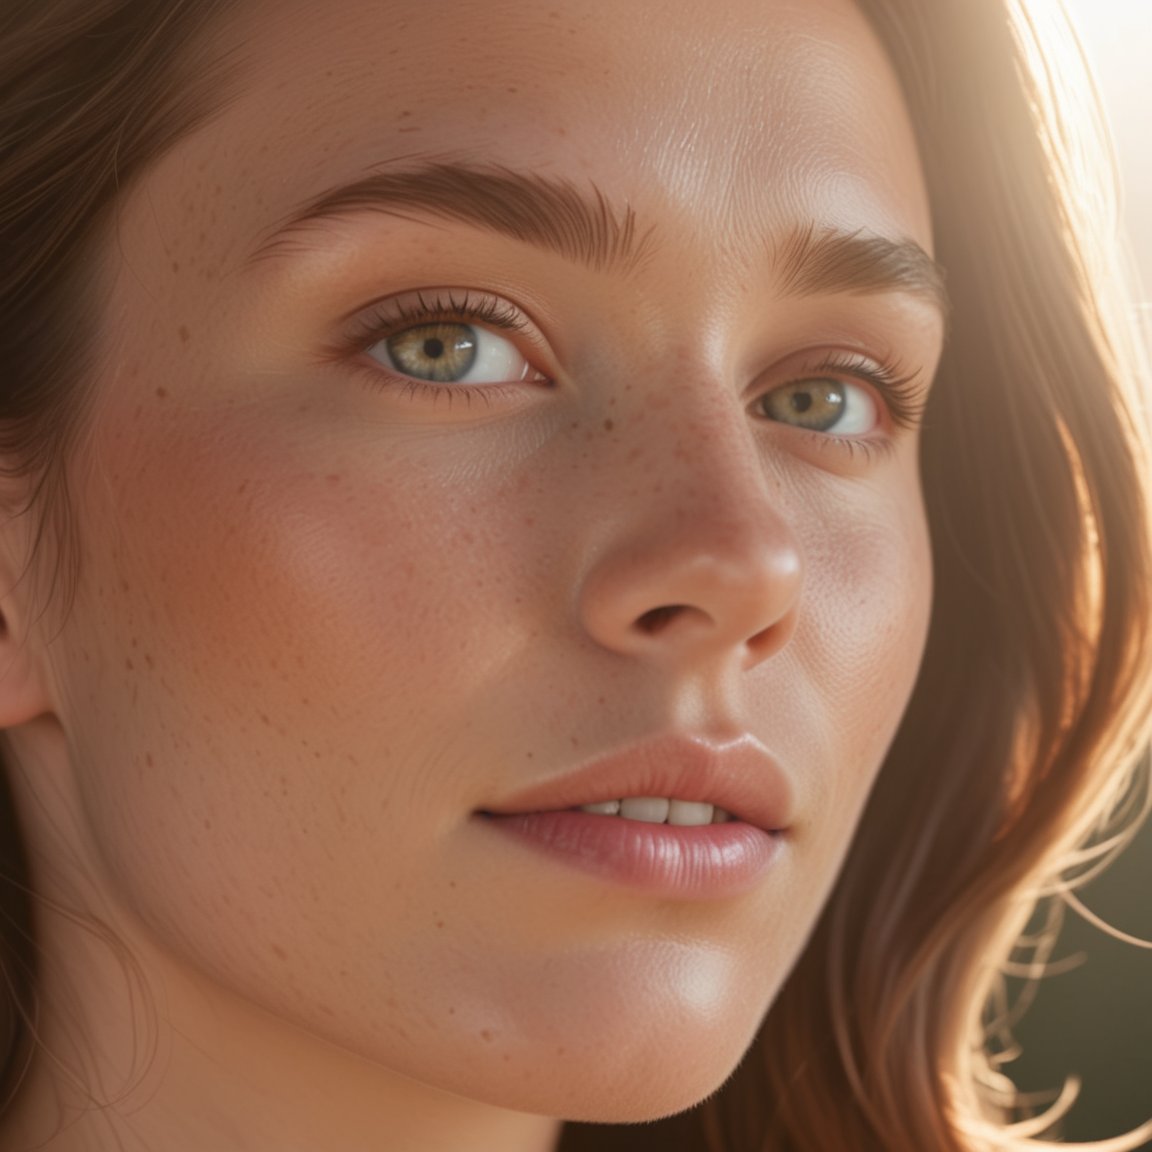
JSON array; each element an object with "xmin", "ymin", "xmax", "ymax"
[
  {"xmin": 476, "ymin": 732, "xmax": 793, "ymax": 898},
  {"xmin": 479, "ymin": 730, "xmax": 792, "ymax": 833}
]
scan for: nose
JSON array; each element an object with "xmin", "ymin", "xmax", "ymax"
[{"xmin": 576, "ymin": 414, "xmax": 803, "ymax": 673}]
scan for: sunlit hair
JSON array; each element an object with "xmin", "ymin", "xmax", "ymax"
[{"xmin": 1, "ymin": 2, "xmax": 1151, "ymax": 1150}]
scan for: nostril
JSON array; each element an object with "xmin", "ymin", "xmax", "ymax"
[{"xmin": 635, "ymin": 605, "xmax": 689, "ymax": 635}]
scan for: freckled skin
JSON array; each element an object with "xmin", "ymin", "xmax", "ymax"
[{"xmin": 0, "ymin": 0, "xmax": 942, "ymax": 1149}]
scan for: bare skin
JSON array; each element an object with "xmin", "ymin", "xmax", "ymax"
[{"xmin": 0, "ymin": 0, "xmax": 943, "ymax": 1148}]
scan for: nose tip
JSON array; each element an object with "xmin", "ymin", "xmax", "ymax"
[{"xmin": 578, "ymin": 516, "xmax": 803, "ymax": 670}]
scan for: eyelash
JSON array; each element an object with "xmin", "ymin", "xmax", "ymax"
[{"xmin": 338, "ymin": 291, "xmax": 926, "ymax": 456}]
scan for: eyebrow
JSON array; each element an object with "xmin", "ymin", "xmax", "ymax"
[
  {"xmin": 247, "ymin": 160, "xmax": 949, "ymax": 318},
  {"xmin": 248, "ymin": 161, "xmax": 651, "ymax": 273},
  {"xmin": 773, "ymin": 222, "xmax": 949, "ymax": 319}
]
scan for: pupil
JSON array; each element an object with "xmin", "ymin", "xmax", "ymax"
[
  {"xmin": 792, "ymin": 392, "xmax": 813, "ymax": 413},
  {"xmin": 424, "ymin": 338, "xmax": 445, "ymax": 359}
]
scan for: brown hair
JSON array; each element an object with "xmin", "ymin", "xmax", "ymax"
[
  {"xmin": 2, "ymin": 2, "xmax": 1150, "ymax": 1150},
  {"xmin": 0, "ymin": 0, "xmax": 238, "ymax": 1115}
]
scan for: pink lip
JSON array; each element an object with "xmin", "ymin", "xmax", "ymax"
[{"xmin": 477, "ymin": 732, "xmax": 794, "ymax": 898}]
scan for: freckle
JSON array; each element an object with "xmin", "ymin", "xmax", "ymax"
[
  {"xmin": 145, "ymin": 752, "xmax": 154, "ymax": 768},
  {"xmin": 125, "ymin": 657, "xmax": 134, "ymax": 671},
  {"xmin": 435, "ymin": 919, "xmax": 444, "ymax": 929},
  {"xmin": 259, "ymin": 712, "xmax": 271, "ymax": 726},
  {"xmin": 237, "ymin": 480, "xmax": 249, "ymax": 495},
  {"xmin": 557, "ymin": 1046, "xmax": 567, "ymax": 1056},
  {"xmin": 171, "ymin": 261, "xmax": 180, "ymax": 274},
  {"xmin": 502, "ymin": 1053, "xmax": 511, "ymax": 1062},
  {"xmin": 326, "ymin": 473, "xmax": 341, "ymax": 485},
  {"xmin": 480, "ymin": 1030, "xmax": 493, "ymax": 1043},
  {"xmin": 506, "ymin": 86, "xmax": 518, "ymax": 94},
  {"xmin": 399, "ymin": 109, "xmax": 412, "ymax": 118},
  {"xmin": 448, "ymin": 1006, "xmax": 456, "ymax": 1015},
  {"xmin": 448, "ymin": 880, "xmax": 457, "ymax": 889},
  {"xmin": 144, "ymin": 654, "xmax": 154, "ymax": 669},
  {"xmin": 203, "ymin": 818, "xmax": 211, "ymax": 831},
  {"xmin": 178, "ymin": 326, "xmax": 191, "ymax": 344},
  {"xmin": 523, "ymin": 516, "xmax": 535, "ymax": 527},
  {"xmin": 155, "ymin": 386, "xmax": 168, "ymax": 399},
  {"xmin": 120, "ymin": 578, "xmax": 130, "ymax": 592},
  {"xmin": 603, "ymin": 419, "xmax": 614, "ymax": 431},
  {"xmin": 271, "ymin": 944, "xmax": 287, "ymax": 960}
]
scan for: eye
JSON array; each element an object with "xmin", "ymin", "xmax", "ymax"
[
  {"xmin": 366, "ymin": 321, "xmax": 533, "ymax": 385},
  {"xmin": 758, "ymin": 377, "xmax": 879, "ymax": 436}
]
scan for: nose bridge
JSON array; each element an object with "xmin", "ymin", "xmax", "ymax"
[{"xmin": 575, "ymin": 366, "xmax": 803, "ymax": 670}]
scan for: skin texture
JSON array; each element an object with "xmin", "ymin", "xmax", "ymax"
[{"xmin": 0, "ymin": 0, "xmax": 943, "ymax": 1148}]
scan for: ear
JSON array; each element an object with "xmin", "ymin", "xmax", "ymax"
[{"xmin": 0, "ymin": 516, "xmax": 57, "ymax": 730}]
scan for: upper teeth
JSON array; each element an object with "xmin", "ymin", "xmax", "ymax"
[{"xmin": 579, "ymin": 798, "xmax": 731, "ymax": 825}]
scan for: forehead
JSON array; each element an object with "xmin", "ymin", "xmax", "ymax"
[{"xmin": 144, "ymin": 0, "xmax": 930, "ymax": 272}]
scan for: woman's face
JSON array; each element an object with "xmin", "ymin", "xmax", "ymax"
[{"xmin": 25, "ymin": 0, "xmax": 942, "ymax": 1124}]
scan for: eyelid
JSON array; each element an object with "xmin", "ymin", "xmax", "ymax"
[{"xmin": 341, "ymin": 288, "xmax": 546, "ymax": 357}]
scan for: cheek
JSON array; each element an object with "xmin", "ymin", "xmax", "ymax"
[
  {"xmin": 54, "ymin": 403, "xmax": 504, "ymax": 922},
  {"xmin": 789, "ymin": 473, "xmax": 932, "ymax": 856}
]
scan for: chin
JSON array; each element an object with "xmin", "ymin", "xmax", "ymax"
[{"xmin": 453, "ymin": 1003, "xmax": 766, "ymax": 1125}]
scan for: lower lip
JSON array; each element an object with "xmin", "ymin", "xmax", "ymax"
[{"xmin": 480, "ymin": 809, "xmax": 784, "ymax": 898}]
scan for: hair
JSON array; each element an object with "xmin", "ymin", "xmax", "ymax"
[{"xmin": 2, "ymin": 1, "xmax": 1150, "ymax": 1150}]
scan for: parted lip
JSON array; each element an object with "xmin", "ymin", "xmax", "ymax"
[{"xmin": 480, "ymin": 731, "xmax": 795, "ymax": 833}]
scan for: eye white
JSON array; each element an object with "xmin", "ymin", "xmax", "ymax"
[{"xmin": 830, "ymin": 381, "xmax": 879, "ymax": 435}]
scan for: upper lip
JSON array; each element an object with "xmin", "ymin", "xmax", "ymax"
[{"xmin": 481, "ymin": 732, "xmax": 795, "ymax": 833}]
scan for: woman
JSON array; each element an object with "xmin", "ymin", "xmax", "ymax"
[{"xmin": 0, "ymin": 0, "xmax": 1148, "ymax": 1148}]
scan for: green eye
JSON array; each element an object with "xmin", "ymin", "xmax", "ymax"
[
  {"xmin": 384, "ymin": 323, "xmax": 479, "ymax": 382},
  {"xmin": 759, "ymin": 378, "xmax": 876, "ymax": 435},
  {"xmin": 368, "ymin": 319, "xmax": 532, "ymax": 385}
]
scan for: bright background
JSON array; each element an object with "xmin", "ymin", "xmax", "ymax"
[
  {"xmin": 1063, "ymin": 0, "xmax": 1152, "ymax": 302},
  {"xmin": 1011, "ymin": 0, "xmax": 1152, "ymax": 1143}
]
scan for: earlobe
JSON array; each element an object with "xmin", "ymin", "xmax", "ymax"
[
  {"xmin": 0, "ymin": 518, "xmax": 56, "ymax": 728},
  {"xmin": 0, "ymin": 605, "xmax": 53, "ymax": 729}
]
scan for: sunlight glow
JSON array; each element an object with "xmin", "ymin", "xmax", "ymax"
[{"xmin": 1059, "ymin": 0, "xmax": 1152, "ymax": 301}]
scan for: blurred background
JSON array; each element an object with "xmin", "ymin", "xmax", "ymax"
[{"xmin": 1010, "ymin": 0, "xmax": 1152, "ymax": 1142}]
